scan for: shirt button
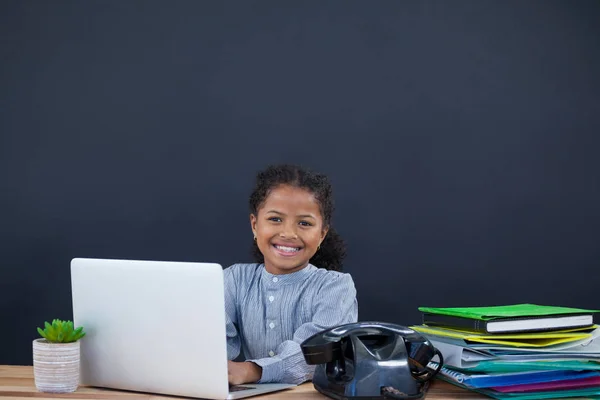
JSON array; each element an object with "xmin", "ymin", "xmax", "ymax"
[
  {"xmin": 268, "ymin": 296, "xmax": 274, "ymax": 302},
  {"xmin": 272, "ymin": 277, "xmax": 278, "ymax": 282},
  {"xmin": 269, "ymin": 322, "xmax": 275, "ymax": 329},
  {"xmin": 269, "ymin": 351, "xmax": 275, "ymax": 357}
]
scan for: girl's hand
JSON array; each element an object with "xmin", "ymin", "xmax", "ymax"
[{"xmin": 227, "ymin": 360, "xmax": 262, "ymax": 385}]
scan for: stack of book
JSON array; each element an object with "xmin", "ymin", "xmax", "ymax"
[{"xmin": 411, "ymin": 304, "xmax": 600, "ymax": 399}]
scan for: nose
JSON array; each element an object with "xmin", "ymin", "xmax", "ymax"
[{"xmin": 279, "ymin": 221, "xmax": 298, "ymax": 239}]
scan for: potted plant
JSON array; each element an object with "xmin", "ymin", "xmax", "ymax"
[{"xmin": 33, "ymin": 319, "xmax": 86, "ymax": 393}]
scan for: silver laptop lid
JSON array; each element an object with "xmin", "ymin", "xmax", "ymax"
[{"xmin": 71, "ymin": 258, "xmax": 229, "ymax": 399}]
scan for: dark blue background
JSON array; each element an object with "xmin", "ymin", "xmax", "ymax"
[{"xmin": 1, "ymin": 0, "xmax": 599, "ymax": 365}]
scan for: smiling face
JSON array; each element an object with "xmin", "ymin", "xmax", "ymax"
[{"xmin": 250, "ymin": 184, "xmax": 328, "ymax": 275}]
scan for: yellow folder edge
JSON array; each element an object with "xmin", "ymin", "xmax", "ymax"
[{"xmin": 410, "ymin": 325, "xmax": 595, "ymax": 348}]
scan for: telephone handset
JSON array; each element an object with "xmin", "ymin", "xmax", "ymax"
[{"xmin": 301, "ymin": 322, "xmax": 444, "ymax": 400}]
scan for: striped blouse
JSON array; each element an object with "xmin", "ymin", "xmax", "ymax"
[{"xmin": 223, "ymin": 263, "xmax": 358, "ymax": 384}]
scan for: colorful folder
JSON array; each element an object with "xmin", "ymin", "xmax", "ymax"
[{"xmin": 411, "ymin": 325, "xmax": 593, "ymax": 348}]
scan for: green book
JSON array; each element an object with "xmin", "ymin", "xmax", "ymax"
[{"xmin": 418, "ymin": 304, "xmax": 599, "ymax": 334}]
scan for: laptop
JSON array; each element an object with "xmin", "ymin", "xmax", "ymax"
[{"xmin": 70, "ymin": 258, "xmax": 297, "ymax": 399}]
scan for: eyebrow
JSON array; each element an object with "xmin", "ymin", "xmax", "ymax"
[{"xmin": 266, "ymin": 210, "xmax": 316, "ymax": 219}]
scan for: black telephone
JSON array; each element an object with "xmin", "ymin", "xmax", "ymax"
[{"xmin": 301, "ymin": 322, "xmax": 443, "ymax": 400}]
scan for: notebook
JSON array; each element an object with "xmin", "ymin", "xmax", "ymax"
[
  {"xmin": 427, "ymin": 361, "xmax": 600, "ymax": 389},
  {"xmin": 419, "ymin": 304, "xmax": 598, "ymax": 334},
  {"xmin": 71, "ymin": 258, "xmax": 297, "ymax": 399},
  {"xmin": 411, "ymin": 324, "xmax": 593, "ymax": 348}
]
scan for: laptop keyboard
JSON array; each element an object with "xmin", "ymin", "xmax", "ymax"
[{"xmin": 229, "ymin": 385, "xmax": 255, "ymax": 392}]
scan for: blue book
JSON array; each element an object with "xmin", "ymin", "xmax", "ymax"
[
  {"xmin": 477, "ymin": 386, "xmax": 600, "ymax": 400},
  {"xmin": 428, "ymin": 361, "xmax": 600, "ymax": 389}
]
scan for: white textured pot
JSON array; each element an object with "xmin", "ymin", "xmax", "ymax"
[{"xmin": 32, "ymin": 338, "xmax": 80, "ymax": 393}]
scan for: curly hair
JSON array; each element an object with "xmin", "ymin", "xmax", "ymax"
[{"xmin": 249, "ymin": 164, "xmax": 346, "ymax": 271}]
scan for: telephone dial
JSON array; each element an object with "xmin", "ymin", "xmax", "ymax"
[{"xmin": 301, "ymin": 322, "xmax": 444, "ymax": 400}]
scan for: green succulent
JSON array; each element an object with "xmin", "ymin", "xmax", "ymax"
[{"xmin": 37, "ymin": 319, "xmax": 86, "ymax": 343}]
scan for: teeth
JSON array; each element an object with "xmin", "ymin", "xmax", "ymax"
[{"xmin": 275, "ymin": 245, "xmax": 300, "ymax": 253}]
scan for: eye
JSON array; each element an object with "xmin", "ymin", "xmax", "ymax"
[
  {"xmin": 299, "ymin": 221, "xmax": 313, "ymax": 227},
  {"xmin": 268, "ymin": 217, "xmax": 282, "ymax": 222}
]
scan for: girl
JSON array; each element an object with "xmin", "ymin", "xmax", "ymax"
[{"xmin": 224, "ymin": 164, "xmax": 358, "ymax": 385}]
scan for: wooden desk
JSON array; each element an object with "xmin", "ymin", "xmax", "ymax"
[{"xmin": 0, "ymin": 365, "xmax": 487, "ymax": 399}]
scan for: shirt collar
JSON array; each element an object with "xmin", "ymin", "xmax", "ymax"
[{"xmin": 261, "ymin": 263, "xmax": 317, "ymax": 285}]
